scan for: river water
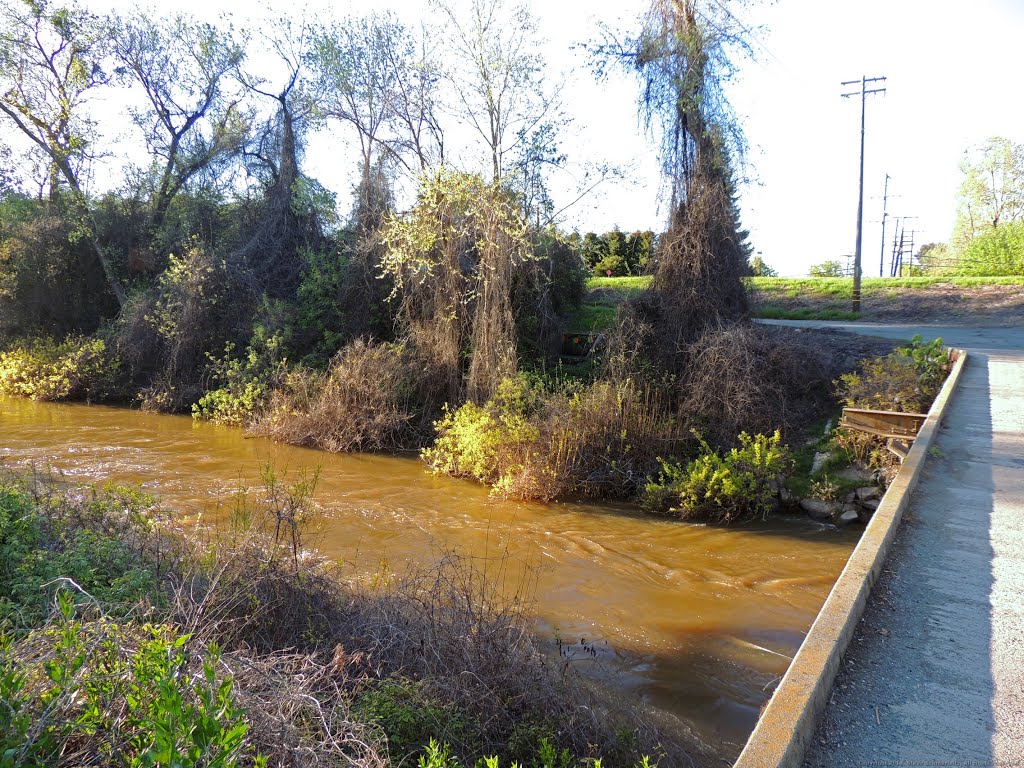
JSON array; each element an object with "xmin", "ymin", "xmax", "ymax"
[{"xmin": 0, "ymin": 395, "xmax": 857, "ymax": 757}]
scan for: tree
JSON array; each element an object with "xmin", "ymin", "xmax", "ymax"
[
  {"xmin": 111, "ymin": 12, "xmax": 248, "ymax": 237},
  {"xmin": 234, "ymin": 17, "xmax": 321, "ymax": 296},
  {"xmin": 380, "ymin": 169, "xmax": 533, "ymax": 404},
  {"xmin": 604, "ymin": 0, "xmax": 752, "ymax": 357},
  {"xmin": 954, "ymin": 137, "xmax": 1024, "ymax": 247},
  {"xmin": 916, "ymin": 242, "xmax": 950, "ymax": 274},
  {"xmin": 748, "ymin": 254, "xmax": 777, "ymax": 277},
  {"xmin": 0, "ymin": 0, "xmax": 126, "ymax": 305},
  {"xmin": 808, "ymin": 260, "xmax": 845, "ymax": 278},
  {"xmin": 309, "ymin": 13, "xmax": 408, "ymax": 229},
  {"xmin": 434, "ymin": 0, "xmax": 558, "ymax": 183}
]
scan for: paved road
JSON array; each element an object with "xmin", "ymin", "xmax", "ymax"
[{"xmin": 764, "ymin": 321, "xmax": 1024, "ymax": 767}]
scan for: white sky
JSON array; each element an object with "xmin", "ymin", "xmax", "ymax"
[{"xmin": 30, "ymin": 0, "xmax": 1024, "ymax": 276}]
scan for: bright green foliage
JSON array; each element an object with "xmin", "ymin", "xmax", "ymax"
[
  {"xmin": 294, "ymin": 246, "xmax": 353, "ymax": 367},
  {"xmin": 415, "ymin": 736, "xmax": 655, "ymax": 768},
  {"xmin": 807, "ymin": 260, "xmax": 845, "ymax": 277},
  {"xmin": 954, "ymin": 220, "xmax": 1024, "ymax": 276},
  {"xmin": 423, "ymin": 377, "xmax": 540, "ymax": 487},
  {"xmin": 193, "ymin": 330, "xmax": 286, "ymax": 427},
  {"xmin": 897, "ymin": 335, "xmax": 950, "ymax": 393},
  {"xmin": 0, "ymin": 335, "xmax": 119, "ymax": 401},
  {"xmin": 953, "ymin": 136, "xmax": 1024, "ymax": 248},
  {"xmin": 0, "ymin": 605, "xmax": 255, "ymax": 768},
  {"xmin": 643, "ymin": 431, "xmax": 790, "ymax": 523},
  {"xmin": 0, "ymin": 484, "xmax": 159, "ymax": 628},
  {"xmin": 356, "ymin": 678, "xmax": 467, "ymax": 763}
]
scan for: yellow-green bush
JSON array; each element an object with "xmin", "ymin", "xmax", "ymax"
[
  {"xmin": 0, "ymin": 605, "xmax": 255, "ymax": 768},
  {"xmin": 424, "ymin": 376, "xmax": 683, "ymax": 502},
  {"xmin": 192, "ymin": 333, "xmax": 286, "ymax": 427},
  {"xmin": 642, "ymin": 431, "xmax": 790, "ymax": 523},
  {"xmin": 423, "ymin": 377, "xmax": 540, "ymax": 486},
  {"xmin": 0, "ymin": 335, "xmax": 120, "ymax": 401}
]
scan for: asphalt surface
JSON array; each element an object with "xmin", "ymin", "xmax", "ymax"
[{"xmin": 763, "ymin": 321, "xmax": 1024, "ymax": 768}]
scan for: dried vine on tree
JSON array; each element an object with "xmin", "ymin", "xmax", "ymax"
[
  {"xmin": 380, "ymin": 170, "xmax": 533, "ymax": 405},
  {"xmin": 613, "ymin": 0, "xmax": 754, "ymax": 361}
]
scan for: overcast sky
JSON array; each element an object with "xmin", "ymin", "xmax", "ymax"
[{"xmin": 61, "ymin": 0, "xmax": 1024, "ymax": 276}]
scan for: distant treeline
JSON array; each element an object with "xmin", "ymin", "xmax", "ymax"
[{"xmin": 568, "ymin": 229, "xmax": 657, "ymax": 277}]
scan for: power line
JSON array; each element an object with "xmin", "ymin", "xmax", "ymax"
[{"xmin": 841, "ymin": 75, "xmax": 886, "ymax": 311}]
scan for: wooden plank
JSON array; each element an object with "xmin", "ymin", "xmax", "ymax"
[{"xmin": 840, "ymin": 408, "xmax": 927, "ymax": 440}]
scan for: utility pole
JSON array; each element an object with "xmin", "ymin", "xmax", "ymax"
[
  {"xmin": 842, "ymin": 75, "xmax": 887, "ymax": 312},
  {"xmin": 878, "ymin": 173, "xmax": 890, "ymax": 277}
]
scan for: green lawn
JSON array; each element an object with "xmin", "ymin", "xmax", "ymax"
[
  {"xmin": 578, "ymin": 274, "xmax": 1024, "ymax": 324},
  {"xmin": 567, "ymin": 302, "xmax": 617, "ymax": 332},
  {"xmin": 585, "ymin": 275, "xmax": 651, "ymax": 291},
  {"xmin": 587, "ymin": 275, "xmax": 1024, "ymax": 296},
  {"xmin": 749, "ymin": 275, "xmax": 1024, "ymax": 295}
]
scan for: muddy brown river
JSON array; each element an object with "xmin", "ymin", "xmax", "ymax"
[{"xmin": 0, "ymin": 395, "xmax": 857, "ymax": 758}]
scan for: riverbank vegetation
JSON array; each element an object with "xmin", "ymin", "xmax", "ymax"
[
  {"xmin": 0, "ymin": 0, "xmax": 955, "ymax": 523},
  {"xmin": 0, "ymin": 469, "xmax": 686, "ymax": 766}
]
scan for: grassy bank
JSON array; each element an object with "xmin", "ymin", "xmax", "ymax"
[
  {"xmin": 0, "ymin": 470, "xmax": 682, "ymax": 767},
  {"xmin": 579, "ymin": 275, "xmax": 1024, "ymax": 325}
]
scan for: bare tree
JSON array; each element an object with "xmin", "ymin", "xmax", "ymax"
[
  {"xmin": 434, "ymin": 0, "xmax": 557, "ymax": 183},
  {"xmin": 381, "ymin": 23, "xmax": 445, "ymax": 172},
  {"xmin": 0, "ymin": 0, "xmax": 126, "ymax": 305},
  {"xmin": 309, "ymin": 13, "xmax": 404, "ymax": 229},
  {"xmin": 111, "ymin": 11, "xmax": 249, "ymax": 235},
  {"xmin": 234, "ymin": 17, "xmax": 320, "ymax": 296}
]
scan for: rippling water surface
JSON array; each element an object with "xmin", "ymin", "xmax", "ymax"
[{"xmin": 0, "ymin": 395, "xmax": 857, "ymax": 757}]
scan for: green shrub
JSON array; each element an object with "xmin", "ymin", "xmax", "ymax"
[
  {"xmin": 808, "ymin": 260, "xmax": 845, "ymax": 277},
  {"xmin": 0, "ymin": 600, "xmax": 257, "ymax": 768},
  {"xmin": 355, "ymin": 678, "xmax": 467, "ymax": 763},
  {"xmin": 193, "ymin": 331, "xmax": 286, "ymax": 427},
  {"xmin": 836, "ymin": 335, "xmax": 948, "ymax": 415},
  {"xmin": 423, "ymin": 376, "xmax": 540, "ymax": 486},
  {"xmin": 643, "ymin": 431, "xmax": 790, "ymax": 523},
  {"xmin": 425, "ymin": 376, "xmax": 683, "ymax": 502},
  {"xmin": 955, "ymin": 221, "xmax": 1024, "ymax": 276},
  {"xmin": 0, "ymin": 335, "xmax": 120, "ymax": 401},
  {"xmin": 0, "ymin": 484, "xmax": 160, "ymax": 628},
  {"xmin": 415, "ymin": 737, "xmax": 658, "ymax": 767}
]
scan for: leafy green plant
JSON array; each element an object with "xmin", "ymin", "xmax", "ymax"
[
  {"xmin": 0, "ymin": 601, "xmax": 257, "ymax": 768},
  {"xmin": 356, "ymin": 678, "xmax": 466, "ymax": 763},
  {"xmin": 414, "ymin": 737, "xmax": 657, "ymax": 768},
  {"xmin": 192, "ymin": 329, "xmax": 286, "ymax": 427},
  {"xmin": 896, "ymin": 334, "xmax": 949, "ymax": 393},
  {"xmin": 955, "ymin": 220, "xmax": 1024, "ymax": 276},
  {"xmin": 836, "ymin": 336, "xmax": 948, "ymax": 415},
  {"xmin": 643, "ymin": 431, "xmax": 790, "ymax": 523},
  {"xmin": 808, "ymin": 260, "xmax": 845, "ymax": 277},
  {"xmin": 423, "ymin": 376, "xmax": 540, "ymax": 487},
  {"xmin": 0, "ymin": 335, "xmax": 120, "ymax": 401},
  {"xmin": 0, "ymin": 485, "xmax": 159, "ymax": 628}
]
